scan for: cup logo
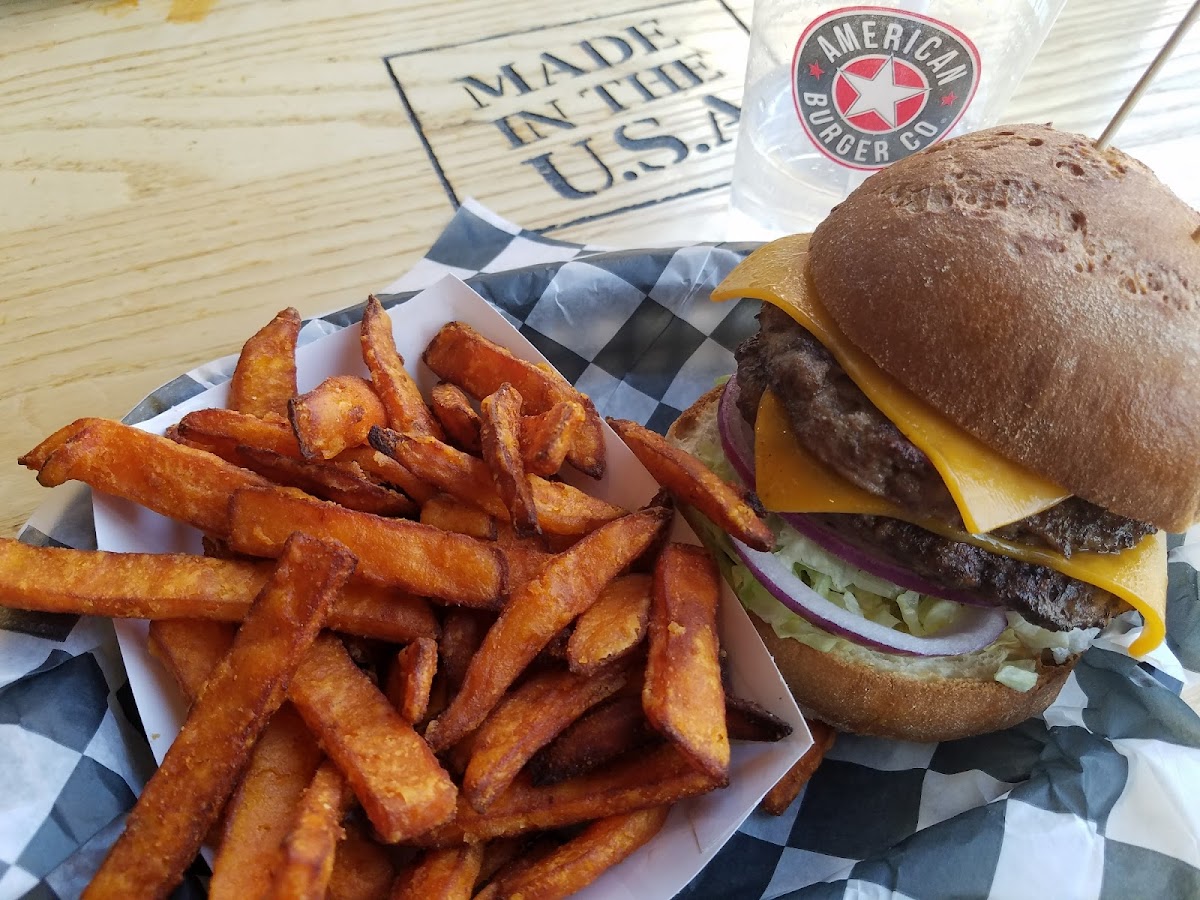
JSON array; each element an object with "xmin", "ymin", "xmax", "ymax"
[{"xmin": 792, "ymin": 6, "xmax": 980, "ymax": 170}]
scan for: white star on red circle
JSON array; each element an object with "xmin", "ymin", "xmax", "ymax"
[{"xmin": 839, "ymin": 57, "xmax": 928, "ymax": 128}]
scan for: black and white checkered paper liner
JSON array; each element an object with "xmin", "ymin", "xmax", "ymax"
[{"xmin": 4, "ymin": 199, "xmax": 1200, "ymax": 900}]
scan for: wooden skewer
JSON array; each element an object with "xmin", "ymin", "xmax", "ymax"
[{"xmin": 1095, "ymin": 0, "xmax": 1200, "ymax": 149}]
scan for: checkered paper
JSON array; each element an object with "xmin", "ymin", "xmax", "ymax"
[{"xmin": 4, "ymin": 198, "xmax": 1200, "ymax": 899}]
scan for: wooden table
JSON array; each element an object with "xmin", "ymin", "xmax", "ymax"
[{"xmin": 2, "ymin": 0, "xmax": 1198, "ymax": 710}]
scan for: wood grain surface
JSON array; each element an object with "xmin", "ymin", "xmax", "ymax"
[{"xmin": 1, "ymin": 0, "xmax": 1197, "ymax": 705}]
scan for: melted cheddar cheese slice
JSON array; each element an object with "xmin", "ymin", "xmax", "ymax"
[
  {"xmin": 754, "ymin": 389, "xmax": 1166, "ymax": 655},
  {"xmin": 711, "ymin": 234, "xmax": 1071, "ymax": 534}
]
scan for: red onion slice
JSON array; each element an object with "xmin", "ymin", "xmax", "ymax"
[
  {"xmin": 778, "ymin": 515, "xmax": 1000, "ymax": 608},
  {"xmin": 717, "ymin": 375, "xmax": 756, "ymax": 486},
  {"xmin": 716, "ymin": 377, "xmax": 998, "ymax": 607},
  {"xmin": 729, "ymin": 536, "xmax": 1008, "ymax": 656}
]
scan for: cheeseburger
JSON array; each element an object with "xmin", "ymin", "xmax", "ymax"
[{"xmin": 671, "ymin": 124, "xmax": 1200, "ymax": 742}]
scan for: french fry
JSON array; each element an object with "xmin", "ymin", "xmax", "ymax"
[
  {"xmin": 520, "ymin": 400, "xmax": 584, "ymax": 477},
  {"xmin": 607, "ymin": 417, "xmax": 775, "ymax": 552},
  {"xmin": 429, "ymin": 382, "xmax": 482, "ymax": 453},
  {"xmin": 27, "ymin": 419, "xmax": 270, "ymax": 536},
  {"xmin": 210, "ymin": 706, "xmax": 324, "ymax": 900},
  {"xmin": 439, "ymin": 607, "xmax": 494, "ymax": 694},
  {"xmin": 0, "ymin": 540, "xmax": 437, "ymax": 643},
  {"xmin": 475, "ymin": 837, "xmax": 525, "ymax": 893},
  {"xmin": 175, "ymin": 408, "xmax": 303, "ymax": 460},
  {"xmin": 628, "ymin": 489, "xmax": 675, "ymax": 571},
  {"xmin": 424, "ymin": 505, "xmax": 671, "ymax": 753},
  {"xmin": 332, "ymin": 445, "xmax": 437, "ymax": 505},
  {"xmin": 288, "ymin": 633, "xmax": 458, "ymax": 843},
  {"xmin": 643, "ymin": 543, "xmax": 729, "ymax": 782},
  {"xmin": 16, "ymin": 417, "xmax": 105, "ymax": 471},
  {"xmin": 480, "ymin": 383, "xmax": 539, "ymax": 534},
  {"xmin": 325, "ymin": 582, "xmax": 439, "ymax": 644},
  {"xmin": 228, "ymin": 488, "xmax": 507, "ymax": 608},
  {"xmin": 228, "ymin": 307, "xmax": 301, "ymax": 419},
  {"xmin": 472, "ymin": 836, "xmax": 562, "ymax": 900},
  {"xmin": 367, "ymin": 428, "xmax": 516, "ymax": 521},
  {"xmin": 390, "ymin": 844, "xmax": 483, "ymax": 900},
  {"xmin": 0, "ymin": 541, "xmax": 268, "ymax": 621},
  {"xmin": 147, "ymin": 619, "xmax": 236, "ymax": 705},
  {"xmin": 420, "ymin": 743, "xmax": 719, "ymax": 845},
  {"xmin": 491, "ymin": 806, "xmax": 670, "ymax": 900},
  {"xmin": 145, "ymin": 619, "xmax": 250, "ymax": 862},
  {"xmin": 265, "ymin": 761, "xmax": 353, "ymax": 900},
  {"xmin": 152, "ymin": 625, "xmax": 458, "ymax": 852},
  {"xmin": 236, "ymin": 446, "xmax": 416, "ymax": 517},
  {"xmin": 360, "ymin": 295, "xmax": 445, "ymax": 440},
  {"xmin": 386, "ymin": 637, "xmax": 438, "ymax": 724},
  {"xmin": 498, "ymin": 542, "xmax": 555, "ymax": 592},
  {"xmin": 83, "ymin": 534, "xmax": 355, "ymax": 900},
  {"xmin": 421, "ymin": 672, "xmax": 450, "ymax": 730},
  {"xmin": 760, "ymin": 719, "xmax": 837, "ymax": 816},
  {"xmin": 290, "ymin": 375, "xmax": 388, "ymax": 461},
  {"xmin": 463, "ymin": 663, "xmax": 632, "ymax": 812},
  {"xmin": 370, "ymin": 429, "xmax": 625, "ymax": 536},
  {"xmin": 422, "ymin": 321, "xmax": 606, "ymax": 477},
  {"xmin": 150, "ymin": 617, "xmax": 467, "ymax": 857},
  {"xmin": 725, "ymin": 694, "xmax": 794, "ymax": 744},
  {"xmin": 528, "ymin": 695, "xmax": 655, "ymax": 787},
  {"xmin": 529, "ymin": 692, "xmax": 792, "ymax": 789},
  {"xmin": 420, "ymin": 493, "xmax": 497, "ymax": 540},
  {"xmin": 200, "ymin": 534, "xmax": 248, "ymax": 560},
  {"xmin": 566, "ymin": 574, "xmax": 652, "ymax": 675},
  {"xmin": 327, "ymin": 821, "xmax": 395, "ymax": 900}
]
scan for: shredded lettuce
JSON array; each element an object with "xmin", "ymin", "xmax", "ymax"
[
  {"xmin": 689, "ymin": 439, "xmax": 1100, "ymax": 693},
  {"xmin": 995, "ymin": 662, "xmax": 1040, "ymax": 692}
]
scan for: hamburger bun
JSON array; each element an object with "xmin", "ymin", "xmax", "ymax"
[{"xmin": 808, "ymin": 124, "xmax": 1200, "ymax": 531}]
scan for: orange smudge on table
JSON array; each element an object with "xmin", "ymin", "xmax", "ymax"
[{"xmin": 167, "ymin": 0, "xmax": 218, "ymax": 23}]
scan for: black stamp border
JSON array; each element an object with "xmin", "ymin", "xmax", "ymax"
[{"xmin": 382, "ymin": 0, "xmax": 750, "ymax": 235}]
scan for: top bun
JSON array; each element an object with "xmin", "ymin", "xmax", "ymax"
[{"xmin": 808, "ymin": 124, "xmax": 1200, "ymax": 532}]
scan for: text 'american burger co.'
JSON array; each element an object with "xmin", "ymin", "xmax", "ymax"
[{"xmin": 793, "ymin": 7, "xmax": 980, "ymax": 170}]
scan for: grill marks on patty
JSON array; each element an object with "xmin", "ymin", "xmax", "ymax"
[
  {"xmin": 734, "ymin": 306, "xmax": 1151, "ymax": 631},
  {"xmin": 817, "ymin": 515, "xmax": 1126, "ymax": 631}
]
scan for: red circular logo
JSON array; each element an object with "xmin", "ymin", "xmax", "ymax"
[{"xmin": 792, "ymin": 7, "xmax": 980, "ymax": 170}]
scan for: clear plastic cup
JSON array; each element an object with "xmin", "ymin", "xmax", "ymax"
[{"xmin": 729, "ymin": 1, "xmax": 1069, "ymax": 238}]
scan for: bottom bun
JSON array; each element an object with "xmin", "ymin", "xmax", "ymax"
[
  {"xmin": 746, "ymin": 612, "xmax": 1075, "ymax": 743},
  {"xmin": 668, "ymin": 383, "xmax": 1076, "ymax": 743}
]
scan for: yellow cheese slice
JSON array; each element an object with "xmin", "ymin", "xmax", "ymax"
[
  {"xmin": 756, "ymin": 390, "xmax": 896, "ymax": 516},
  {"xmin": 712, "ymin": 235, "xmax": 1071, "ymax": 533},
  {"xmin": 754, "ymin": 389, "xmax": 1167, "ymax": 656}
]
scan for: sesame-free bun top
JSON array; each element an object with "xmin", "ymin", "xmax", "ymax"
[{"xmin": 808, "ymin": 124, "xmax": 1200, "ymax": 532}]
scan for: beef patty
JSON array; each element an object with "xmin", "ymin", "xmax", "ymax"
[
  {"xmin": 735, "ymin": 305, "xmax": 1154, "ymax": 556},
  {"xmin": 815, "ymin": 515, "xmax": 1125, "ymax": 631},
  {"xmin": 733, "ymin": 306, "xmax": 1150, "ymax": 631}
]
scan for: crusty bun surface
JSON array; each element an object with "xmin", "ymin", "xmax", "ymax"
[
  {"xmin": 668, "ymin": 385, "xmax": 1075, "ymax": 743},
  {"xmin": 808, "ymin": 124, "xmax": 1200, "ymax": 532}
]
